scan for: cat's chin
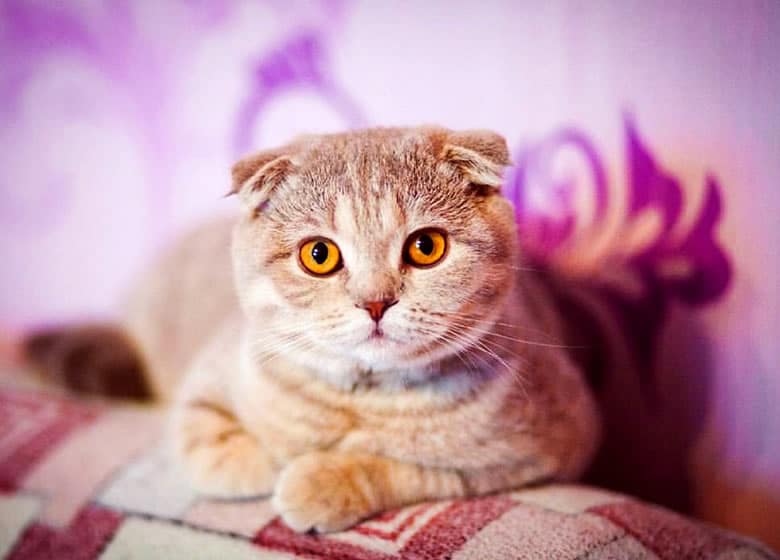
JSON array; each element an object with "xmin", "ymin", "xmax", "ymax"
[{"xmin": 352, "ymin": 336, "xmax": 404, "ymax": 364}]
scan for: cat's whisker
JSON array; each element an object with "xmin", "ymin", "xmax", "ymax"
[
  {"xmin": 428, "ymin": 314, "xmax": 576, "ymax": 350},
  {"xmin": 414, "ymin": 316, "xmax": 533, "ymax": 360},
  {"xmin": 411, "ymin": 320, "xmax": 536, "ymax": 397},
  {"xmin": 508, "ymin": 264, "xmax": 542, "ymax": 273},
  {"xmin": 248, "ymin": 317, "xmax": 349, "ymax": 353},
  {"xmin": 408, "ymin": 324, "xmax": 484, "ymax": 364},
  {"xmin": 443, "ymin": 330, "xmax": 531, "ymax": 393},
  {"xmin": 252, "ymin": 318, "xmax": 345, "ymax": 338},
  {"xmin": 410, "ymin": 322, "xmax": 522, "ymax": 380},
  {"xmin": 256, "ymin": 335, "xmax": 316, "ymax": 368},
  {"xmin": 423, "ymin": 308, "xmax": 564, "ymax": 342}
]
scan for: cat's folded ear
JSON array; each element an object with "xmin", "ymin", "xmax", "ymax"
[
  {"xmin": 433, "ymin": 129, "xmax": 511, "ymax": 194},
  {"xmin": 229, "ymin": 148, "xmax": 297, "ymax": 216}
]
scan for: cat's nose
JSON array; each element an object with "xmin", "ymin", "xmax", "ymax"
[{"xmin": 357, "ymin": 298, "xmax": 398, "ymax": 323}]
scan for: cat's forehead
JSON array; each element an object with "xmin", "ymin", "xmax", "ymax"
[
  {"xmin": 331, "ymin": 193, "xmax": 406, "ymax": 249},
  {"xmin": 273, "ymin": 131, "xmax": 461, "ymax": 229},
  {"xmin": 297, "ymin": 128, "xmax": 439, "ymax": 191}
]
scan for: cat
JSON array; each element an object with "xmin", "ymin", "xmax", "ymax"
[{"xmin": 24, "ymin": 126, "xmax": 601, "ymax": 533}]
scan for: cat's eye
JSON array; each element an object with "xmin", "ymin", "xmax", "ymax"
[
  {"xmin": 404, "ymin": 229, "xmax": 448, "ymax": 268},
  {"xmin": 299, "ymin": 238, "xmax": 342, "ymax": 276}
]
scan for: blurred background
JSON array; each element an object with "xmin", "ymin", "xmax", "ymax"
[{"xmin": 0, "ymin": 0, "xmax": 778, "ymax": 549}]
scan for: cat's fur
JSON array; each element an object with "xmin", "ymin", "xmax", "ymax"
[{"xmin": 27, "ymin": 126, "xmax": 601, "ymax": 533}]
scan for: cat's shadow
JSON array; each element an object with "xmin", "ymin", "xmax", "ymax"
[{"xmin": 583, "ymin": 306, "xmax": 713, "ymax": 513}]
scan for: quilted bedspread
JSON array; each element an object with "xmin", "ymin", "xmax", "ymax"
[{"xmin": 0, "ymin": 380, "xmax": 775, "ymax": 559}]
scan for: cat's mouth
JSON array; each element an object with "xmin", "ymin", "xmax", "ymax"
[
  {"xmin": 364, "ymin": 325, "xmax": 398, "ymax": 345},
  {"xmin": 368, "ymin": 326, "xmax": 390, "ymax": 341},
  {"xmin": 369, "ymin": 328, "xmax": 384, "ymax": 340}
]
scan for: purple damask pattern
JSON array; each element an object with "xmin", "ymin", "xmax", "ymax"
[
  {"xmin": 507, "ymin": 118, "xmax": 732, "ymax": 396},
  {"xmin": 233, "ymin": 30, "xmax": 365, "ymax": 156},
  {"xmin": 509, "ymin": 128, "xmax": 609, "ymax": 257},
  {"xmin": 509, "ymin": 118, "xmax": 731, "ymax": 304}
]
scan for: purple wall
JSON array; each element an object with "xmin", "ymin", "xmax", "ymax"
[{"xmin": 1, "ymin": 0, "xmax": 778, "ymax": 548}]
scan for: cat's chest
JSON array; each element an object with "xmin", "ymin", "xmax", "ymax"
[
  {"xmin": 335, "ymin": 381, "xmax": 519, "ymax": 468},
  {"xmin": 231, "ymin": 364, "xmax": 355, "ymax": 461},
  {"xmin": 231, "ymin": 360, "xmax": 516, "ymax": 464}
]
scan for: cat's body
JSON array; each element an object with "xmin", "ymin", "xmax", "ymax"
[{"xmin": 27, "ymin": 127, "xmax": 601, "ymax": 532}]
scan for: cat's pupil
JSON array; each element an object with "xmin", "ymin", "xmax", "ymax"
[
  {"xmin": 311, "ymin": 242, "xmax": 329, "ymax": 264},
  {"xmin": 416, "ymin": 234, "xmax": 434, "ymax": 255}
]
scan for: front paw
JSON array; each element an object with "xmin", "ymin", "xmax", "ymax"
[
  {"xmin": 272, "ymin": 452, "xmax": 375, "ymax": 533},
  {"xmin": 176, "ymin": 429, "xmax": 277, "ymax": 498}
]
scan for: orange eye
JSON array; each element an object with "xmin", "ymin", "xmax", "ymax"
[
  {"xmin": 299, "ymin": 238, "xmax": 342, "ymax": 276},
  {"xmin": 404, "ymin": 229, "xmax": 447, "ymax": 267}
]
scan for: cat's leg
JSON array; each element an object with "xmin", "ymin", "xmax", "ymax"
[
  {"xmin": 171, "ymin": 372, "xmax": 277, "ymax": 498},
  {"xmin": 272, "ymin": 451, "xmax": 468, "ymax": 533},
  {"xmin": 271, "ymin": 447, "xmax": 576, "ymax": 533}
]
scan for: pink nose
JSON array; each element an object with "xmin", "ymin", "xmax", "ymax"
[{"xmin": 358, "ymin": 299, "xmax": 398, "ymax": 322}]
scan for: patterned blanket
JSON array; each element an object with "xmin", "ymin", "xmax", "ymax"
[{"xmin": 0, "ymin": 382, "xmax": 775, "ymax": 559}]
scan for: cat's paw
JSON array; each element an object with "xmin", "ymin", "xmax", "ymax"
[
  {"xmin": 272, "ymin": 452, "xmax": 375, "ymax": 533},
  {"xmin": 176, "ymin": 426, "xmax": 277, "ymax": 498}
]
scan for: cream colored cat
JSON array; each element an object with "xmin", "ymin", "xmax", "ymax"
[{"xmin": 27, "ymin": 126, "xmax": 601, "ymax": 533}]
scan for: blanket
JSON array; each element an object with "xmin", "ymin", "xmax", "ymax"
[{"xmin": 0, "ymin": 381, "xmax": 774, "ymax": 559}]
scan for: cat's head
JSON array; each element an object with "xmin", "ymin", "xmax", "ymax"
[{"xmin": 231, "ymin": 127, "xmax": 517, "ymax": 384}]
